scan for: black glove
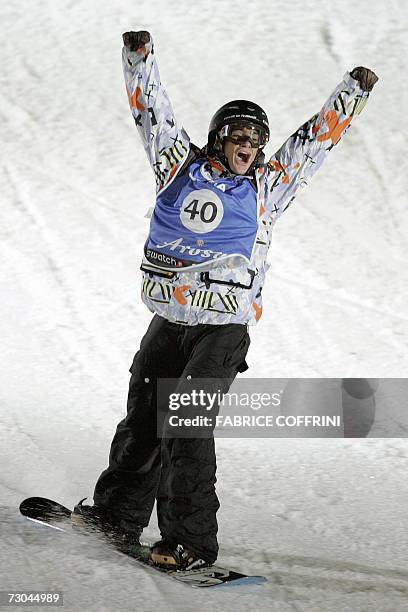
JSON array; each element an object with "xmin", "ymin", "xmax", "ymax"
[
  {"xmin": 122, "ymin": 31, "xmax": 151, "ymax": 52},
  {"xmin": 350, "ymin": 66, "xmax": 378, "ymax": 92}
]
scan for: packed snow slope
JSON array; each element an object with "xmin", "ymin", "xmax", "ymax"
[{"xmin": 1, "ymin": 0, "xmax": 407, "ymax": 610}]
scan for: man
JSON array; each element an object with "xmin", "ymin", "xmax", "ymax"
[{"xmin": 72, "ymin": 30, "xmax": 378, "ymax": 570}]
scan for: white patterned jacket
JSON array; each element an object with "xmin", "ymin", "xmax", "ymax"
[{"xmin": 122, "ymin": 38, "xmax": 370, "ymax": 326}]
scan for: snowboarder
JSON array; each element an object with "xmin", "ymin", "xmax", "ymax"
[{"xmin": 72, "ymin": 30, "xmax": 378, "ymax": 570}]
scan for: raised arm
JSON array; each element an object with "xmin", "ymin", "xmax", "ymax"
[
  {"xmin": 264, "ymin": 67, "xmax": 378, "ymax": 219},
  {"xmin": 122, "ymin": 31, "xmax": 191, "ymax": 193}
]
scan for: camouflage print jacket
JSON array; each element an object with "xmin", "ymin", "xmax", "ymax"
[{"xmin": 122, "ymin": 38, "xmax": 370, "ymax": 326}]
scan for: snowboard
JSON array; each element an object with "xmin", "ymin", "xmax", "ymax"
[{"xmin": 19, "ymin": 497, "xmax": 266, "ymax": 589}]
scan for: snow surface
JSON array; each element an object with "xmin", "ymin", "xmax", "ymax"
[{"xmin": 1, "ymin": 0, "xmax": 408, "ymax": 610}]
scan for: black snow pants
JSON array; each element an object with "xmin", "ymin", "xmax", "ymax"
[{"xmin": 93, "ymin": 314, "xmax": 250, "ymax": 563}]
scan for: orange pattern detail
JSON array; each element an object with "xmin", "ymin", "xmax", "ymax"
[
  {"xmin": 312, "ymin": 109, "xmax": 325, "ymax": 135},
  {"xmin": 252, "ymin": 302, "xmax": 263, "ymax": 321},
  {"xmin": 127, "ymin": 86, "xmax": 145, "ymax": 112},
  {"xmin": 173, "ymin": 285, "xmax": 191, "ymax": 306},
  {"xmin": 317, "ymin": 110, "xmax": 352, "ymax": 146},
  {"xmin": 208, "ymin": 157, "xmax": 226, "ymax": 173},
  {"xmin": 269, "ymin": 160, "xmax": 286, "ymax": 174},
  {"xmin": 269, "ymin": 159, "xmax": 290, "ymax": 184},
  {"xmin": 169, "ymin": 164, "xmax": 178, "ymax": 179}
]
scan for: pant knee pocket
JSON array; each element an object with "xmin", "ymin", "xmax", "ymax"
[
  {"xmin": 129, "ymin": 350, "xmax": 153, "ymax": 377},
  {"xmin": 222, "ymin": 333, "xmax": 250, "ymax": 369}
]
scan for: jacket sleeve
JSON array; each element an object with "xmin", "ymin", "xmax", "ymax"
[
  {"xmin": 122, "ymin": 37, "xmax": 191, "ymax": 194},
  {"xmin": 264, "ymin": 72, "xmax": 371, "ymax": 219}
]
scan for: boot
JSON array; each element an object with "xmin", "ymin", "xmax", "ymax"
[{"xmin": 150, "ymin": 539, "xmax": 212, "ymax": 571}]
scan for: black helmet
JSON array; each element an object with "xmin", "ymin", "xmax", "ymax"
[{"xmin": 208, "ymin": 99, "xmax": 269, "ymax": 154}]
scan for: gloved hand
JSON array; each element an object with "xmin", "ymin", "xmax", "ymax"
[
  {"xmin": 122, "ymin": 31, "xmax": 151, "ymax": 52},
  {"xmin": 350, "ymin": 67, "xmax": 379, "ymax": 91}
]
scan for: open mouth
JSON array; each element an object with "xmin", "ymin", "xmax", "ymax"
[{"xmin": 236, "ymin": 150, "xmax": 251, "ymax": 164}]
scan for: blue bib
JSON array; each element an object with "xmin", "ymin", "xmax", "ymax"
[{"xmin": 144, "ymin": 160, "xmax": 258, "ymax": 270}]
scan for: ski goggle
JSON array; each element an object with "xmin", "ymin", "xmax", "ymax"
[{"xmin": 218, "ymin": 122, "xmax": 269, "ymax": 148}]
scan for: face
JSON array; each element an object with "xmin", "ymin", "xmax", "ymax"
[{"xmin": 222, "ymin": 127, "xmax": 259, "ymax": 175}]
